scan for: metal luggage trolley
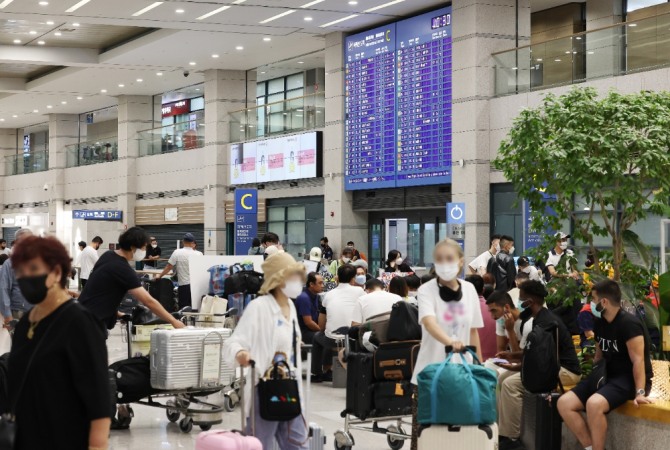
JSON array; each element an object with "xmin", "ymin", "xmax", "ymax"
[
  {"xmin": 334, "ymin": 330, "xmax": 412, "ymax": 450},
  {"xmin": 117, "ymin": 311, "xmax": 235, "ymax": 433}
]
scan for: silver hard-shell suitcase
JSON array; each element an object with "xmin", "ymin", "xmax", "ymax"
[
  {"xmin": 150, "ymin": 328, "xmax": 234, "ymax": 390},
  {"xmin": 418, "ymin": 423, "xmax": 498, "ymax": 450}
]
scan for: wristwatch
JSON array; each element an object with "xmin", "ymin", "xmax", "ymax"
[{"xmin": 636, "ymin": 389, "xmax": 646, "ymax": 397}]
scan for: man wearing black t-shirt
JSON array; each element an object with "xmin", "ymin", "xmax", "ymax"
[
  {"xmin": 144, "ymin": 237, "xmax": 161, "ymax": 269},
  {"xmin": 558, "ymin": 280, "xmax": 653, "ymax": 450}
]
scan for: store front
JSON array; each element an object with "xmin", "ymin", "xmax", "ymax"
[
  {"xmin": 1, "ymin": 212, "xmax": 49, "ymax": 241},
  {"xmin": 156, "ymin": 84, "xmax": 205, "ymax": 152},
  {"xmin": 135, "ymin": 203, "xmax": 205, "ymax": 262}
]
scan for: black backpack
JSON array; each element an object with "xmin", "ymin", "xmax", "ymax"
[
  {"xmin": 223, "ymin": 270, "xmax": 264, "ymax": 297},
  {"xmin": 521, "ymin": 322, "xmax": 561, "ymax": 393},
  {"xmin": 386, "ymin": 301, "xmax": 421, "ymax": 342}
]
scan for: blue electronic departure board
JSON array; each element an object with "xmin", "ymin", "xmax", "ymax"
[{"xmin": 344, "ymin": 7, "xmax": 452, "ymax": 191}]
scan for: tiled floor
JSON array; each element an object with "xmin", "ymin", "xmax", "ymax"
[{"xmin": 107, "ymin": 326, "xmax": 406, "ymax": 450}]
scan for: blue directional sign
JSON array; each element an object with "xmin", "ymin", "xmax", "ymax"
[
  {"xmin": 234, "ymin": 189, "xmax": 258, "ymax": 255},
  {"xmin": 447, "ymin": 202, "xmax": 465, "ymax": 224},
  {"xmin": 72, "ymin": 210, "xmax": 123, "ymax": 221}
]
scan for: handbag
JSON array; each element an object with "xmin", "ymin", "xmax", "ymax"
[
  {"xmin": 0, "ymin": 301, "xmax": 74, "ymax": 449},
  {"xmin": 256, "ymin": 321, "xmax": 302, "ymax": 422}
]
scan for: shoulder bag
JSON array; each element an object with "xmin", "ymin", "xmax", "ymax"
[{"xmin": 0, "ymin": 301, "xmax": 74, "ymax": 450}]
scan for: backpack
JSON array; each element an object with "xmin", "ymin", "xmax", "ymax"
[
  {"xmin": 207, "ymin": 264, "xmax": 229, "ymax": 296},
  {"xmin": 521, "ymin": 322, "xmax": 561, "ymax": 393},
  {"xmin": 223, "ymin": 270, "xmax": 264, "ymax": 297},
  {"xmin": 386, "ymin": 301, "xmax": 421, "ymax": 342}
]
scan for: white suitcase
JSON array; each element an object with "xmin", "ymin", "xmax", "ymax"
[
  {"xmin": 418, "ymin": 423, "xmax": 498, "ymax": 450},
  {"xmin": 150, "ymin": 328, "xmax": 234, "ymax": 390}
]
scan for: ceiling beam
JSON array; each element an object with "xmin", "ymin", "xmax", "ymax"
[
  {"xmin": 0, "ymin": 45, "xmax": 99, "ymax": 66},
  {"xmin": 0, "ymin": 78, "xmax": 27, "ymax": 92}
]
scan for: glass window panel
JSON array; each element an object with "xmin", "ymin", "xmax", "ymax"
[
  {"xmin": 268, "ymin": 78, "xmax": 285, "ymax": 95},
  {"xmin": 287, "ymin": 73, "xmax": 304, "ymax": 90},
  {"xmin": 268, "ymin": 207, "xmax": 286, "ymax": 221},
  {"xmin": 424, "ymin": 224, "xmax": 436, "ymax": 267},
  {"xmin": 256, "ymin": 82, "xmax": 266, "ymax": 97},
  {"xmin": 287, "ymin": 206, "xmax": 306, "ymax": 221},
  {"xmin": 286, "ymin": 88, "xmax": 304, "ymax": 100}
]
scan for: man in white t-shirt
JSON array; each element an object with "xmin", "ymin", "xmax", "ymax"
[
  {"xmin": 311, "ymin": 264, "xmax": 365, "ymax": 382},
  {"xmin": 79, "ymin": 236, "xmax": 103, "ymax": 289},
  {"xmin": 351, "ymin": 278, "xmax": 401, "ymax": 326},
  {"xmin": 158, "ymin": 233, "xmax": 203, "ymax": 309},
  {"xmin": 486, "ymin": 290, "xmax": 533, "ymax": 354},
  {"xmin": 467, "ymin": 234, "xmax": 501, "ymax": 275},
  {"xmin": 546, "ymin": 232, "xmax": 580, "ymax": 281},
  {"xmin": 516, "ymin": 256, "xmax": 542, "ymax": 283}
]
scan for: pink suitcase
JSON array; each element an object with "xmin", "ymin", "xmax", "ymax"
[{"xmin": 195, "ymin": 430, "xmax": 262, "ymax": 450}]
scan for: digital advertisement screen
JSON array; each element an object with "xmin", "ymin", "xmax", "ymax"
[
  {"xmin": 344, "ymin": 7, "xmax": 452, "ymax": 190},
  {"xmin": 230, "ymin": 131, "xmax": 321, "ymax": 185}
]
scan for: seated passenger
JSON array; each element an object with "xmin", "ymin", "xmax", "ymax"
[
  {"xmin": 311, "ymin": 264, "xmax": 364, "ymax": 383},
  {"xmin": 486, "ymin": 290, "xmax": 533, "ymax": 354},
  {"xmin": 294, "ymin": 272, "xmax": 324, "ymax": 344},
  {"xmin": 389, "ymin": 276, "xmax": 409, "ymax": 301},
  {"xmin": 354, "ymin": 264, "xmax": 367, "ymax": 287},
  {"xmin": 507, "ymin": 271, "xmax": 529, "ymax": 306},
  {"xmin": 466, "ymin": 274, "xmax": 497, "ymax": 361},
  {"xmin": 404, "ymin": 274, "xmax": 421, "ymax": 300},
  {"xmin": 496, "ymin": 281, "xmax": 581, "ymax": 450},
  {"xmin": 384, "ymin": 250, "xmax": 412, "ymax": 273},
  {"xmin": 328, "ymin": 247, "xmax": 354, "ymax": 276},
  {"xmin": 517, "ymin": 256, "xmax": 543, "ymax": 283},
  {"xmin": 558, "ymin": 280, "xmax": 652, "ymax": 450},
  {"xmin": 351, "ymin": 278, "xmax": 401, "ymax": 326}
]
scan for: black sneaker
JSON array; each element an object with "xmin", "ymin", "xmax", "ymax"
[
  {"xmin": 311, "ymin": 374, "xmax": 323, "ymax": 384},
  {"xmin": 499, "ymin": 436, "xmax": 525, "ymax": 450},
  {"xmin": 321, "ymin": 370, "xmax": 333, "ymax": 382}
]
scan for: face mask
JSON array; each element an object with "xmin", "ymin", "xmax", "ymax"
[
  {"xmin": 495, "ymin": 243, "xmax": 501, "ymax": 253},
  {"xmin": 591, "ymin": 300, "xmax": 604, "ymax": 319},
  {"xmin": 355, "ymin": 275, "xmax": 367, "ymax": 285},
  {"xmin": 520, "ymin": 299, "xmax": 532, "ymax": 311},
  {"xmin": 281, "ymin": 280, "xmax": 304, "ymax": 299},
  {"xmin": 509, "ymin": 246, "xmax": 515, "ymax": 255},
  {"xmin": 395, "ymin": 257, "xmax": 403, "ymax": 265},
  {"xmin": 496, "ymin": 317, "xmax": 505, "ymax": 326},
  {"xmin": 133, "ymin": 249, "xmax": 147, "ymax": 262},
  {"xmin": 151, "ymin": 243, "xmax": 158, "ymax": 248},
  {"xmin": 560, "ymin": 242, "xmax": 568, "ymax": 250},
  {"xmin": 435, "ymin": 263, "xmax": 460, "ymax": 282},
  {"xmin": 18, "ymin": 274, "xmax": 50, "ymax": 305},
  {"xmin": 342, "ymin": 257, "xmax": 351, "ymax": 264},
  {"xmin": 320, "ymin": 244, "xmax": 326, "ymax": 248}
]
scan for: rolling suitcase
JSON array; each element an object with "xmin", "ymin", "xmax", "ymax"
[
  {"xmin": 150, "ymin": 328, "xmax": 233, "ymax": 390},
  {"xmin": 520, "ymin": 392, "xmax": 562, "ymax": 450},
  {"xmin": 345, "ymin": 352, "xmax": 375, "ymax": 420},
  {"xmin": 195, "ymin": 430, "xmax": 262, "ymax": 450},
  {"xmin": 373, "ymin": 341, "xmax": 420, "ymax": 381},
  {"xmin": 418, "ymin": 423, "xmax": 498, "ymax": 450},
  {"xmin": 372, "ymin": 380, "xmax": 413, "ymax": 417}
]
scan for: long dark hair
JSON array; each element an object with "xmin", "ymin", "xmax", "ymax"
[{"xmin": 386, "ymin": 250, "xmax": 401, "ymax": 266}]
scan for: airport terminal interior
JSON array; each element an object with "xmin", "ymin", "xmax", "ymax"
[{"xmin": 0, "ymin": 0, "xmax": 669, "ymax": 449}]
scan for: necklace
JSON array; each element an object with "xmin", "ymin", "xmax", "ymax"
[
  {"xmin": 26, "ymin": 295, "xmax": 69, "ymax": 339},
  {"xmin": 27, "ymin": 320, "xmax": 40, "ymax": 340}
]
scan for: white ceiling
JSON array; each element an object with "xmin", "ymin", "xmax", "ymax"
[{"xmin": 0, "ymin": 0, "xmax": 448, "ymax": 128}]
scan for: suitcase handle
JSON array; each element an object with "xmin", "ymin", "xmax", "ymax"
[
  {"xmin": 240, "ymin": 360, "xmax": 256, "ymax": 437},
  {"xmin": 445, "ymin": 345, "xmax": 477, "ymax": 354}
]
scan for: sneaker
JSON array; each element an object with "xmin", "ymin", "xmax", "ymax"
[
  {"xmin": 310, "ymin": 374, "xmax": 323, "ymax": 384},
  {"xmin": 321, "ymin": 370, "xmax": 333, "ymax": 382},
  {"xmin": 499, "ymin": 436, "xmax": 525, "ymax": 450}
]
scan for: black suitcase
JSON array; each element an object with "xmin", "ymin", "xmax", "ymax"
[
  {"xmin": 372, "ymin": 380, "xmax": 413, "ymax": 417},
  {"xmin": 109, "ymin": 356, "xmax": 158, "ymax": 403},
  {"xmin": 149, "ymin": 278, "xmax": 177, "ymax": 312},
  {"xmin": 373, "ymin": 341, "xmax": 420, "ymax": 381},
  {"xmin": 345, "ymin": 352, "xmax": 375, "ymax": 420},
  {"xmin": 520, "ymin": 392, "xmax": 562, "ymax": 450}
]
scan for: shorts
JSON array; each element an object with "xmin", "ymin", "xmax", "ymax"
[{"xmin": 571, "ymin": 375, "xmax": 650, "ymax": 413}]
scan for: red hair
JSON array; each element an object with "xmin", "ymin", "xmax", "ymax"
[{"xmin": 11, "ymin": 236, "xmax": 72, "ymax": 288}]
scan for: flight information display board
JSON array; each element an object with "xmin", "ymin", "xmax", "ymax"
[{"xmin": 344, "ymin": 7, "xmax": 452, "ymax": 190}]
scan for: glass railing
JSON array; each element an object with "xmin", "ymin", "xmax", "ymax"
[
  {"xmin": 493, "ymin": 12, "xmax": 670, "ymax": 96},
  {"xmin": 229, "ymin": 92, "xmax": 325, "ymax": 142},
  {"xmin": 65, "ymin": 137, "xmax": 118, "ymax": 167},
  {"xmin": 5, "ymin": 151, "xmax": 49, "ymax": 175},
  {"xmin": 138, "ymin": 118, "xmax": 205, "ymax": 157}
]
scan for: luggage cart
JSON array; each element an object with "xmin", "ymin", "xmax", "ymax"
[
  {"xmin": 114, "ymin": 313, "xmax": 232, "ymax": 433},
  {"xmin": 333, "ymin": 329, "xmax": 413, "ymax": 450}
]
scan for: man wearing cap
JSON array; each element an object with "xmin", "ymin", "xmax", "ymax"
[
  {"xmin": 517, "ymin": 256, "xmax": 542, "ymax": 283},
  {"xmin": 546, "ymin": 232, "xmax": 580, "ymax": 281},
  {"xmin": 158, "ymin": 233, "xmax": 203, "ymax": 309}
]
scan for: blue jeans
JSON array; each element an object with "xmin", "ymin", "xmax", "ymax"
[{"xmin": 246, "ymin": 387, "xmax": 309, "ymax": 450}]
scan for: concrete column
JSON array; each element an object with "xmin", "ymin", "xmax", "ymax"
[
  {"xmin": 203, "ymin": 69, "xmax": 254, "ymax": 255},
  {"xmin": 452, "ymin": 0, "xmax": 530, "ymax": 263},
  {"xmin": 117, "ymin": 95, "xmax": 153, "ymax": 227},
  {"xmin": 47, "ymin": 114, "xmax": 78, "ymax": 240},
  {"xmin": 585, "ymin": 0, "xmax": 623, "ymax": 78},
  {"xmin": 323, "ymin": 32, "xmax": 368, "ymax": 257},
  {"xmin": 0, "ymin": 129, "xmax": 17, "ymax": 220}
]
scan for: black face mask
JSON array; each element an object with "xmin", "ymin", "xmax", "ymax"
[
  {"xmin": 438, "ymin": 283, "xmax": 463, "ymax": 303},
  {"xmin": 18, "ymin": 274, "xmax": 50, "ymax": 305}
]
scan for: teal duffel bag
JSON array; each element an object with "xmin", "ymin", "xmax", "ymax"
[{"xmin": 417, "ymin": 348, "xmax": 497, "ymax": 425}]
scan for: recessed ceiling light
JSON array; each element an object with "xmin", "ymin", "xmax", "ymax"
[
  {"xmin": 100, "ymin": 89, "xmax": 107, "ymax": 93},
  {"xmin": 37, "ymin": 40, "xmax": 45, "ymax": 45},
  {"xmin": 320, "ymin": 14, "xmax": 359, "ymax": 27},
  {"xmin": 61, "ymin": 101, "xmax": 67, "ymax": 104},
  {"xmin": 304, "ymin": 16, "xmax": 313, "ymax": 22},
  {"xmin": 12, "ymin": 115, "xmax": 17, "ymax": 118},
  {"xmin": 259, "ymin": 10, "xmax": 295, "ymax": 24},
  {"xmin": 65, "ymin": 0, "xmax": 91, "ymax": 13},
  {"xmin": 39, "ymin": 1, "xmax": 49, "ymax": 5},
  {"xmin": 29, "ymin": 30, "xmax": 37, "ymax": 35},
  {"xmin": 0, "ymin": 119, "xmax": 4, "ymax": 122},
  {"xmin": 76, "ymin": 96, "xmax": 83, "ymax": 100},
  {"xmin": 33, "ymin": 109, "xmax": 39, "ymax": 113},
  {"xmin": 136, "ymin": 78, "xmax": 143, "ymax": 82},
  {"xmin": 72, "ymin": 22, "xmax": 80, "ymax": 26},
  {"xmin": 212, "ymin": 54, "xmax": 219, "ymax": 58},
  {"xmin": 263, "ymin": 37, "xmax": 271, "ymax": 42},
  {"xmin": 132, "ymin": 2, "xmax": 163, "ymax": 17},
  {"xmin": 8, "ymin": 19, "xmax": 16, "ymax": 22},
  {"xmin": 46, "ymin": 105, "xmax": 53, "ymax": 109},
  {"xmin": 12, "ymin": 39, "xmax": 21, "ymax": 44},
  {"xmin": 298, "ymin": 61, "xmax": 304, "ymax": 64},
  {"xmin": 260, "ymin": 71, "xmax": 266, "ymax": 74},
  {"xmin": 54, "ymin": 32, "xmax": 61, "ymax": 36},
  {"xmin": 554, "ymin": 59, "xmax": 561, "ymax": 62},
  {"xmin": 46, "ymin": 20, "xmax": 54, "ymax": 25},
  {"xmin": 189, "ymin": 61, "xmax": 196, "ymax": 66},
  {"xmin": 118, "ymin": 84, "xmax": 125, "ymax": 87},
  {"xmin": 0, "ymin": 0, "xmax": 16, "ymax": 9},
  {"xmin": 629, "ymin": 23, "xmax": 637, "ymax": 27},
  {"xmin": 235, "ymin": 46, "xmax": 243, "ymax": 50},
  {"xmin": 301, "ymin": 0, "xmax": 324, "ymax": 6},
  {"xmin": 175, "ymin": 8, "xmax": 184, "ymax": 13},
  {"xmin": 156, "ymin": 72, "xmax": 163, "ymax": 76},
  {"xmin": 364, "ymin": 0, "xmax": 404, "ymax": 13},
  {"xmin": 348, "ymin": 1, "xmax": 358, "ymax": 4},
  {"xmin": 195, "ymin": 88, "xmax": 201, "ymax": 91}
]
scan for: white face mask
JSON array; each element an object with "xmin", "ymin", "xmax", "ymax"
[
  {"xmin": 495, "ymin": 243, "xmax": 501, "ymax": 254},
  {"xmin": 395, "ymin": 257, "xmax": 403, "ymax": 265},
  {"xmin": 509, "ymin": 246, "xmax": 515, "ymax": 255},
  {"xmin": 560, "ymin": 242, "xmax": 568, "ymax": 250},
  {"xmin": 435, "ymin": 263, "xmax": 460, "ymax": 281},
  {"xmin": 281, "ymin": 279, "xmax": 304, "ymax": 299},
  {"xmin": 355, "ymin": 275, "xmax": 367, "ymax": 285},
  {"xmin": 342, "ymin": 257, "xmax": 351, "ymax": 264},
  {"xmin": 133, "ymin": 249, "xmax": 147, "ymax": 262},
  {"xmin": 151, "ymin": 243, "xmax": 158, "ymax": 248}
]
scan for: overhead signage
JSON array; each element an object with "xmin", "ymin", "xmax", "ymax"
[
  {"xmin": 161, "ymin": 99, "xmax": 191, "ymax": 118},
  {"xmin": 447, "ymin": 202, "xmax": 465, "ymax": 250},
  {"xmin": 73, "ymin": 210, "xmax": 123, "ymax": 221},
  {"xmin": 230, "ymin": 131, "xmax": 322, "ymax": 185},
  {"xmin": 234, "ymin": 189, "xmax": 258, "ymax": 255}
]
